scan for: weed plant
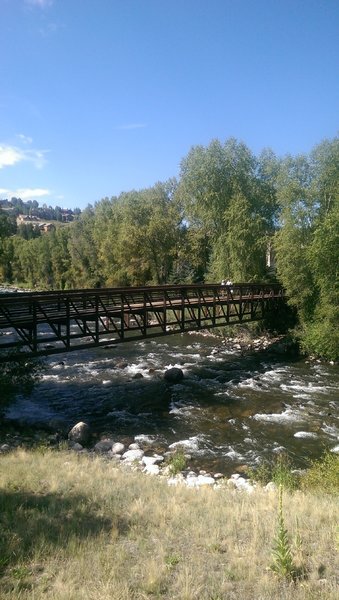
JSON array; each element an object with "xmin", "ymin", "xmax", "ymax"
[{"xmin": 270, "ymin": 485, "xmax": 307, "ymax": 581}]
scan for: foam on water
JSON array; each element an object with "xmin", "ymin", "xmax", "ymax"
[
  {"xmin": 237, "ymin": 376, "xmax": 268, "ymax": 392},
  {"xmin": 134, "ymin": 434, "xmax": 158, "ymax": 445},
  {"xmin": 321, "ymin": 424, "xmax": 339, "ymax": 439},
  {"xmin": 253, "ymin": 408, "xmax": 305, "ymax": 424},
  {"xmin": 168, "ymin": 434, "xmax": 209, "ymax": 455}
]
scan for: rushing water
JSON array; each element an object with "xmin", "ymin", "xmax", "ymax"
[{"xmin": 4, "ymin": 330, "xmax": 339, "ymax": 475}]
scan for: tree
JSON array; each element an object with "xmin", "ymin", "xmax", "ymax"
[
  {"xmin": 67, "ymin": 205, "xmax": 102, "ymax": 287},
  {"xmin": 274, "ymin": 136, "xmax": 339, "ymax": 358},
  {"xmin": 177, "ymin": 138, "xmax": 277, "ymax": 282}
]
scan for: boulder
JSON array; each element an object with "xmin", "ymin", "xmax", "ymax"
[
  {"xmin": 132, "ymin": 372, "xmax": 144, "ymax": 379},
  {"xmin": 164, "ymin": 367, "xmax": 184, "ymax": 383},
  {"xmin": 142, "ymin": 455, "xmax": 164, "ymax": 466},
  {"xmin": 94, "ymin": 439, "xmax": 115, "ymax": 453},
  {"xmin": 143, "ymin": 463, "xmax": 160, "ymax": 475},
  {"xmin": 70, "ymin": 442, "xmax": 84, "ymax": 452},
  {"xmin": 68, "ymin": 421, "xmax": 91, "ymax": 445},
  {"xmin": 129, "ymin": 442, "xmax": 141, "ymax": 450},
  {"xmin": 0, "ymin": 444, "xmax": 11, "ymax": 453},
  {"xmin": 112, "ymin": 442, "xmax": 125, "ymax": 454},
  {"xmin": 122, "ymin": 449, "xmax": 144, "ymax": 463}
]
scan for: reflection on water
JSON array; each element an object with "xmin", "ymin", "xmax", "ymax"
[{"xmin": 4, "ymin": 332, "xmax": 339, "ymax": 475}]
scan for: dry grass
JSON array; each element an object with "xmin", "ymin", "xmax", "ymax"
[{"xmin": 0, "ymin": 448, "xmax": 338, "ymax": 599}]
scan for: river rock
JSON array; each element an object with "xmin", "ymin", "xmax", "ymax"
[
  {"xmin": 129, "ymin": 442, "xmax": 141, "ymax": 450},
  {"xmin": 94, "ymin": 439, "xmax": 115, "ymax": 453},
  {"xmin": 186, "ymin": 474, "xmax": 216, "ymax": 487},
  {"xmin": 68, "ymin": 421, "xmax": 91, "ymax": 445},
  {"xmin": 142, "ymin": 455, "xmax": 164, "ymax": 466},
  {"xmin": 143, "ymin": 463, "xmax": 160, "ymax": 475},
  {"xmin": 122, "ymin": 448, "xmax": 144, "ymax": 462},
  {"xmin": 107, "ymin": 451, "xmax": 122, "ymax": 461},
  {"xmin": 264, "ymin": 481, "xmax": 277, "ymax": 492},
  {"xmin": 70, "ymin": 442, "xmax": 83, "ymax": 452},
  {"xmin": 167, "ymin": 473, "xmax": 185, "ymax": 486},
  {"xmin": 164, "ymin": 367, "xmax": 184, "ymax": 383},
  {"xmin": 227, "ymin": 474, "xmax": 255, "ymax": 493},
  {"xmin": 0, "ymin": 444, "xmax": 11, "ymax": 453},
  {"xmin": 112, "ymin": 442, "xmax": 125, "ymax": 454}
]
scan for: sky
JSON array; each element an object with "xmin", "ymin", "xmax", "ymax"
[{"xmin": 1, "ymin": 0, "xmax": 338, "ymax": 210}]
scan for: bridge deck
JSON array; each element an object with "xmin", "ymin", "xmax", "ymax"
[{"xmin": 0, "ymin": 283, "xmax": 284, "ymax": 360}]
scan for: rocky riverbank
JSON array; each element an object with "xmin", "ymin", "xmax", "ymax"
[{"xmin": 0, "ymin": 418, "xmax": 258, "ymax": 492}]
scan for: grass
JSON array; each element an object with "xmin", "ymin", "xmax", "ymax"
[{"xmin": 0, "ymin": 448, "xmax": 338, "ymax": 599}]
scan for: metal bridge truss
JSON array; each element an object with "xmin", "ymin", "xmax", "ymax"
[{"xmin": 0, "ymin": 283, "xmax": 284, "ymax": 361}]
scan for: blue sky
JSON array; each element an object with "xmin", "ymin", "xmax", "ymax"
[{"xmin": 1, "ymin": 0, "xmax": 338, "ymax": 209}]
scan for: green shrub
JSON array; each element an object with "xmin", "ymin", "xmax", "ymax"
[
  {"xmin": 166, "ymin": 449, "xmax": 187, "ymax": 475},
  {"xmin": 301, "ymin": 451, "xmax": 339, "ymax": 495},
  {"xmin": 301, "ymin": 308, "xmax": 339, "ymax": 361},
  {"xmin": 0, "ymin": 354, "xmax": 43, "ymax": 408},
  {"xmin": 249, "ymin": 453, "xmax": 299, "ymax": 491}
]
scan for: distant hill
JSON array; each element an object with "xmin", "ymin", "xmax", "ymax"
[{"xmin": 0, "ymin": 198, "xmax": 81, "ymax": 222}]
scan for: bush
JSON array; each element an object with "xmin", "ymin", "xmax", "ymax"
[
  {"xmin": 166, "ymin": 449, "xmax": 187, "ymax": 475},
  {"xmin": 301, "ymin": 451, "xmax": 339, "ymax": 495},
  {"xmin": 249, "ymin": 453, "xmax": 299, "ymax": 491},
  {"xmin": 301, "ymin": 304, "xmax": 339, "ymax": 361},
  {"xmin": 0, "ymin": 354, "xmax": 43, "ymax": 409}
]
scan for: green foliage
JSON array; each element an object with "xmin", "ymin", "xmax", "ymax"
[
  {"xmin": 177, "ymin": 138, "xmax": 277, "ymax": 283},
  {"xmin": 273, "ymin": 137, "xmax": 339, "ymax": 359},
  {"xmin": 249, "ymin": 453, "xmax": 299, "ymax": 491},
  {"xmin": 301, "ymin": 308, "xmax": 339, "ymax": 361},
  {"xmin": 301, "ymin": 452, "xmax": 339, "ymax": 495},
  {"xmin": 270, "ymin": 485, "xmax": 304, "ymax": 580},
  {"xmin": 1, "ymin": 135, "xmax": 338, "ymax": 361},
  {"xmin": 0, "ymin": 355, "xmax": 43, "ymax": 408},
  {"xmin": 166, "ymin": 449, "xmax": 187, "ymax": 475},
  {"xmin": 165, "ymin": 553, "xmax": 181, "ymax": 569}
]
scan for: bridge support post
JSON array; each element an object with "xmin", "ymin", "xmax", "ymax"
[
  {"xmin": 95, "ymin": 295, "xmax": 99, "ymax": 343},
  {"xmin": 181, "ymin": 289, "xmax": 185, "ymax": 332},
  {"xmin": 66, "ymin": 298, "xmax": 70, "ymax": 350}
]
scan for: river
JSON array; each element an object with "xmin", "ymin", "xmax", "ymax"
[{"xmin": 3, "ymin": 330, "xmax": 339, "ymax": 475}]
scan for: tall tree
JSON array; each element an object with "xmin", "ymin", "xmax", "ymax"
[{"xmin": 177, "ymin": 138, "xmax": 277, "ymax": 282}]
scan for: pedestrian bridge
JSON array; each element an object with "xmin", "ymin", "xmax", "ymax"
[{"xmin": 0, "ymin": 283, "xmax": 285, "ymax": 361}]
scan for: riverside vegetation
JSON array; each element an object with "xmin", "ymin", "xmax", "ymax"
[
  {"xmin": 1, "ymin": 135, "xmax": 338, "ymax": 360},
  {"xmin": 0, "ymin": 445, "xmax": 338, "ymax": 600}
]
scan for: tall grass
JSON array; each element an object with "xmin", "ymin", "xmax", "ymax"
[{"xmin": 0, "ymin": 448, "xmax": 338, "ymax": 599}]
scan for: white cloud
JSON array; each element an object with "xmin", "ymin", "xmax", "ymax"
[
  {"xmin": 0, "ymin": 146, "xmax": 24, "ymax": 168},
  {"xmin": 17, "ymin": 188, "xmax": 51, "ymax": 199},
  {"xmin": 0, "ymin": 143, "xmax": 48, "ymax": 169},
  {"xmin": 0, "ymin": 187, "xmax": 51, "ymax": 200},
  {"xmin": 17, "ymin": 133, "xmax": 33, "ymax": 145}
]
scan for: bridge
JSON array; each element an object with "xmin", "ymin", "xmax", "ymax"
[{"xmin": 0, "ymin": 283, "xmax": 285, "ymax": 361}]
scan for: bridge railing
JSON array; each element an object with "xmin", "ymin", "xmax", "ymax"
[{"xmin": 0, "ymin": 283, "xmax": 285, "ymax": 359}]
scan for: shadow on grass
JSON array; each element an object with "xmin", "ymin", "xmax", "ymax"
[{"xmin": 0, "ymin": 488, "xmax": 127, "ymax": 573}]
